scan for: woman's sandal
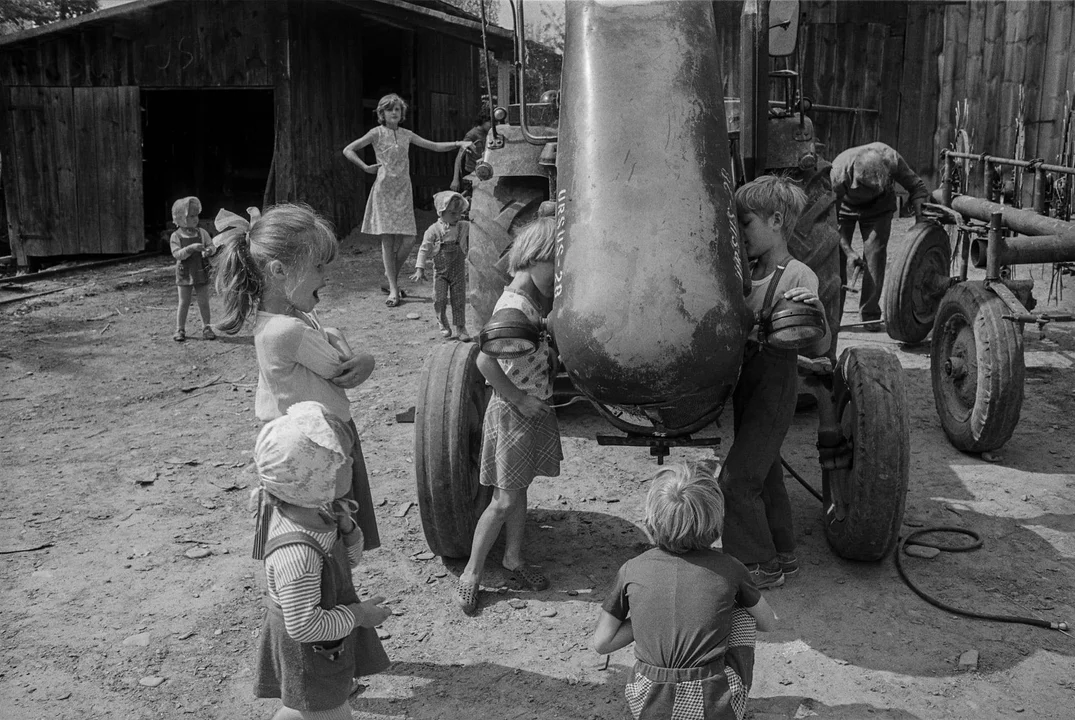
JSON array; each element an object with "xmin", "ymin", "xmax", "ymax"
[
  {"xmin": 380, "ymin": 284, "xmax": 407, "ymax": 299},
  {"xmin": 505, "ymin": 564, "xmax": 549, "ymax": 591},
  {"xmin": 454, "ymin": 578, "xmax": 480, "ymax": 615},
  {"xmin": 385, "ymin": 297, "xmax": 401, "ymax": 308}
]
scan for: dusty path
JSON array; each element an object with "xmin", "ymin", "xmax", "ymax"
[{"xmin": 1, "ymin": 217, "xmax": 1073, "ymax": 719}]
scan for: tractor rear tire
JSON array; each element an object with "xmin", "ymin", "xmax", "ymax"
[
  {"xmin": 930, "ymin": 281, "xmax": 1024, "ymax": 453},
  {"xmin": 883, "ymin": 221, "xmax": 951, "ymax": 344},
  {"xmin": 823, "ymin": 346, "xmax": 909, "ymax": 561},
  {"xmin": 415, "ymin": 341, "xmax": 492, "ymax": 558},
  {"xmin": 467, "ymin": 177, "xmax": 547, "ymax": 329}
]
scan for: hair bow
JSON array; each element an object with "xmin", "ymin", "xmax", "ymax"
[{"xmin": 213, "ymin": 207, "xmax": 261, "ymax": 250}]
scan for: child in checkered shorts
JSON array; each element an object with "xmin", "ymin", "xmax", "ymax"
[
  {"xmin": 452, "ymin": 216, "xmax": 563, "ymax": 616},
  {"xmin": 593, "ymin": 461, "xmax": 777, "ymax": 720}
]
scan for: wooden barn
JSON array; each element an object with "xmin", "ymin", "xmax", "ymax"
[{"xmin": 0, "ymin": 0, "xmax": 511, "ymax": 268}]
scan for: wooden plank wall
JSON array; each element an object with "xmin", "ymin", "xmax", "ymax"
[
  {"xmin": 412, "ymin": 30, "xmax": 479, "ymax": 209},
  {"xmin": 1, "ymin": 86, "xmax": 142, "ymax": 262},
  {"xmin": 933, "ymin": 0, "xmax": 1075, "ymax": 200},
  {"xmin": 0, "ymin": 0, "xmax": 276, "ymax": 88},
  {"xmin": 285, "ymin": 1, "xmax": 366, "ymax": 235}
]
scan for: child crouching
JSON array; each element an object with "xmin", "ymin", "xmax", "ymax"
[
  {"xmin": 252, "ymin": 401, "xmax": 391, "ymax": 719},
  {"xmin": 593, "ymin": 461, "xmax": 777, "ymax": 720}
]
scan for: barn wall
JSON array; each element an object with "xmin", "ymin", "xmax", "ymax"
[
  {"xmin": 934, "ymin": 0, "xmax": 1075, "ymax": 202},
  {"xmin": 284, "ymin": 1, "xmax": 366, "ymax": 235},
  {"xmin": 412, "ymin": 29, "xmax": 480, "ymax": 209},
  {"xmin": 0, "ymin": 0, "xmax": 279, "ymax": 88}
]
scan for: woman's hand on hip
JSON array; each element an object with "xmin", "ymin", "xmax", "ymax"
[{"xmin": 364, "ymin": 163, "xmax": 381, "ymax": 175}]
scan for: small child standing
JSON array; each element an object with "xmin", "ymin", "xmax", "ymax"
[
  {"xmin": 169, "ymin": 196, "xmax": 216, "ymax": 342},
  {"xmin": 214, "ymin": 203, "xmax": 381, "ymax": 557},
  {"xmin": 251, "ymin": 401, "xmax": 391, "ymax": 719},
  {"xmin": 592, "ymin": 462, "xmax": 777, "ymax": 720},
  {"xmin": 720, "ymin": 175, "xmax": 830, "ymax": 589},
  {"xmin": 453, "ymin": 216, "xmax": 563, "ymax": 615},
  {"xmin": 411, "ymin": 190, "xmax": 472, "ymax": 341}
]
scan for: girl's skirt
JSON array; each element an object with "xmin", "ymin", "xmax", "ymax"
[
  {"xmin": 479, "ymin": 392, "xmax": 562, "ymax": 490},
  {"xmin": 624, "ymin": 609, "xmax": 755, "ymax": 720}
]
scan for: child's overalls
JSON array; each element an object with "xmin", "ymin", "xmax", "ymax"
[
  {"xmin": 431, "ymin": 223, "xmax": 468, "ymax": 327},
  {"xmin": 254, "ymin": 532, "xmax": 389, "ymax": 712},
  {"xmin": 719, "ymin": 265, "xmax": 798, "ymax": 565},
  {"xmin": 624, "ymin": 609, "xmax": 756, "ymax": 720}
]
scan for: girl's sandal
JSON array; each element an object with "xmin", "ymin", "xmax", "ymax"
[
  {"xmin": 454, "ymin": 579, "xmax": 480, "ymax": 615},
  {"xmin": 173, "ymin": 329, "xmax": 186, "ymax": 342},
  {"xmin": 385, "ymin": 297, "xmax": 401, "ymax": 308},
  {"xmin": 505, "ymin": 564, "xmax": 549, "ymax": 591}
]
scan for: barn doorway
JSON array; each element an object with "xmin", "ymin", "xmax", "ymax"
[{"xmin": 141, "ymin": 89, "xmax": 274, "ymax": 239}]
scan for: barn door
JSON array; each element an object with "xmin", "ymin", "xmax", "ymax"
[{"xmin": 1, "ymin": 86, "xmax": 142, "ymax": 263}]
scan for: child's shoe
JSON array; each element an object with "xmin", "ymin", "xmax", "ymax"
[
  {"xmin": 454, "ymin": 326, "xmax": 472, "ymax": 343},
  {"xmin": 746, "ymin": 560, "xmax": 785, "ymax": 589},
  {"xmin": 202, "ymin": 326, "xmax": 217, "ymax": 341},
  {"xmin": 173, "ymin": 329, "xmax": 186, "ymax": 342},
  {"xmin": 777, "ymin": 552, "xmax": 799, "ymax": 576},
  {"xmin": 438, "ymin": 321, "xmax": 452, "ymax": 338}
]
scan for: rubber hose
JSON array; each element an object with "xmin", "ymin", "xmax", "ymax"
[{"xmin": 896, "ymin": 527, "xmax": 1069, "ymax": 632}]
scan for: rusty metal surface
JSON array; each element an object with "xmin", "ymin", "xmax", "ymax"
[
  {"xmin": 550, "ymin": 0, "xmax": 751, "ymax": 435},
  {"xmin": 947, "ymin": 194, "xmax": 1075, "ymax": 240}
]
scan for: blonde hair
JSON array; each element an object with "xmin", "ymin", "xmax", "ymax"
[
  {"xmin": 734, "ymin": 174, "xmax": 808, "ymax": 240},
  {"xmin": 508, "ymin": 216, "xmax": 557, "ymax": 274},
  {"xmin": 171, "ymin": 196, "xmax": 201, "ymax": 227},
  {"xmin": 376, "ymin": 93, "xmax": 408, "ymax": 125},
  {"xmin": 214, "ymin": 203, "xmax": 337, "ymax": 334},
  {"xmin": 643, "ymin": 461, "xmax": 725, "ymax": 554}
]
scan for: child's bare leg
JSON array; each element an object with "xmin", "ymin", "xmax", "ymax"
[
  {"xmin": 381, "ymin": 235, "xmax": 402, "ymax": 300},
  {"xmin": 194, "ymin": 285, "xmax": 212, "ymax": 326},
  {"xmin": 271, "ymin": 703, "xmax": 353, "ymax": 720},
  {"xmin": 460, "ymin": 486, "xmax": 524, "ymax": 585},
  {"xmin": 175, "ymin": 285, "xmax": 193, "ymax": 331},
  {"xmin": 394, "ymin": 234, "xmax": 415, "ymax": 274},
  {"xmin": 501, "ymin": 487, "xmax": 528, "ymax": 571}
]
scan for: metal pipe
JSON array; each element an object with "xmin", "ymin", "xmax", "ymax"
[
  {"xmin": 940, "ymin": 192, "xmax": 1075, "ymax": 240},
  {"xmin": 943, "ymin": 150, "xmax": 1075, "ymax": 177},
  {"xmin": 986, "ymin": 212, "xmax": 1003, "ymax": 280},
  {"xmin": 973, "ymin": 233, "xmax": 1075, "ymax": 269},
  {"xmin": 1033, "ymin": 166, "xmax": 1046, "ymax": 214},
  {"xmin": 942, "ymin": 152, "xmax": 952, "ymax": 206},
  {"xmin": 512, "ymin": 0, "xmax": 556, "ymax": 145}
]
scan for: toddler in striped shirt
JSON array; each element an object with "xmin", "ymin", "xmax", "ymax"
[{"xmin": 251, "ymin": 401, "xmax": 392, "ymax": 719}]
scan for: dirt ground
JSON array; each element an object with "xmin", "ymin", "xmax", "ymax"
[{"xmin": 2, "ymin": 215, "xmax": 1074, "ymax": 720}]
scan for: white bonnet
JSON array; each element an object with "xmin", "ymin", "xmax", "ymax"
[{"xmin": 254, "ymin": 401, "xmax": 352, "ymax": 508}]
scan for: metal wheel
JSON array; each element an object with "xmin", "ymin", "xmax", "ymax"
[
  {"xmin": 930, "ymin": 281, "xmax": 1024, "ymax": 453},
  {"xmin": 823, "ymin": 346, "xmax": 909, "ymax": 561},
  {"xmin": 467, "ymin": 177, "xmax": 547, "ymax": 329},
  {"xmin": 883, "ymin": 221, "xmax": 951, "ymax": 344},
  {"xmin": 415, "ymin": 342, "xmax": 492, "ymax": 558}
]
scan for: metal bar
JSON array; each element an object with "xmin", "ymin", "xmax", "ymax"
[
  {"xmin": 943, "ymin": 150, "xmax": 1075, "ymax": 177},
  {"xmin": 1033, "ymin": 167, "xmax": 1046, "ymax": 214},
  {"xmin": 513, "ymin": 0, "xmax": 556, "ymax": 145},
  {"xmin": 805, "ymin": 103, "xmax": 880, "ymax": 115},
  {"xmin": 986, "ymin": 212, "xmax": 1003, "ymax": 280},
  {"xmin": 943, "ymin": 192, "xmax": 1075, "ymax": 240},
  {"xmin": 985, "ymin": 234, "xmax": 1075, "ymax": 267}
]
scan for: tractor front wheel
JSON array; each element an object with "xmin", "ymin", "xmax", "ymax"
[
  {"xmin": 822, "ymin": 346, "xmax": 910, "ymax": 561},
  {"xmin": 415, "ymin": 342, "xmax": 492, "ymax": 558}
]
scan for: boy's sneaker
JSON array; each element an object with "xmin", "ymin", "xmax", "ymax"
[
  {"xmin": 746, "ymin": 561, "xmax": 785, "ymax": 590},
  {"xmin": 202, "ymin": 326, "xmax": 217, "ymax": 341},
  {"xmin": 777, "ymin": 552, "xmax": 799, "ymax": 576}
]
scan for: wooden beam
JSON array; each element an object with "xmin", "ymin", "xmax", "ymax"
[{"xmin": 327, "ymin": 0, "xmax": 513, "ymax": 56}]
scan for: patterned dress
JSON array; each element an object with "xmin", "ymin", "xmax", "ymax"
[{"xmin": 360, "ymin": 126, "xmax": 418, "ymax": 236}]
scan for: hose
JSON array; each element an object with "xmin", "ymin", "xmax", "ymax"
[
  {"xmin": 780, "ymin": 457, "xmax": 1070, "ymax": 633},
  {"xmin": 895, "ymin": 527, "xmax": 1069, "ymax": 632}
]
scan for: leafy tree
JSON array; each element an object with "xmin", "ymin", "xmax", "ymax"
[{"xmin": 0, "ymin": 0, "xmax": 99, "ymax": 34}]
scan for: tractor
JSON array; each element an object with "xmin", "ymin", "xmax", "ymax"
[{"xmin": 413, "ymin": 0, "xmax": 910, "ymax": 565}]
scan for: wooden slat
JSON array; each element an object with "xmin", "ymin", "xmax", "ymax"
[
  {"xmin": 1036, "ymin": 1, "xmax": 1074, "ymax": 166},
  {"xmin": 0, "ymin": 87, "xmax": 25, "ymax": 265},
  {"xmin": 46, "ymin": 87, "xmax": 80, "ymax": 256},
  {"xmin": 118, "ymin": 86, "xmax": 143, "ymax": 253},
  {"xmin": 9, "ymin": 87, "xmax": 56, "ymax": 256},
  {"xmin": 73, "ymin": 87, "xmax": 101, "ymax": 254}
]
